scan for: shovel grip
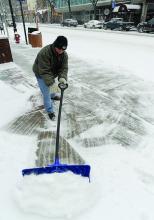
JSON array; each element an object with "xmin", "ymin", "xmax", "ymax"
[{"xmin": 58, "ymin": 83, "xmax": 68, "ymax": 91}]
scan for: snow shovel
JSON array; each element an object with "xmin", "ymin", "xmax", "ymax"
[{"xmin": 22, "ymin": 83, "xmax": 91, "ymax": 180}]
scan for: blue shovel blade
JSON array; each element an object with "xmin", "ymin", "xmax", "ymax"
[{"xmin": 22, "ymin": 163, "xmax": 91, "ymax": 180}]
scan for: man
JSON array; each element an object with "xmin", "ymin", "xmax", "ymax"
[{"xmin": 33, "ymin": 36, "xmax": 68, "ymax": 120}]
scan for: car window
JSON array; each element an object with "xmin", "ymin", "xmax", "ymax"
[{"xmin": 148, "ymin": 18, "xmax": 154, "ymax": 24}]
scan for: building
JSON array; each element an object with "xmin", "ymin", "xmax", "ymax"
[
  {"xmin": 3, "ymin": 0, "xmax": 154, "ymax": 25},
  {"xmin": 56, "ymin": 0, "xmax": 115, "ymax": 23},
  {"xmin": 55, "ymin": 0, "xmax": 154, "ymax": 24}
]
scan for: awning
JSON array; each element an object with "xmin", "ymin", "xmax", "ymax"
[{"xmin": 113, "ymin": 4, "xmax": 141, "ymax": 13}]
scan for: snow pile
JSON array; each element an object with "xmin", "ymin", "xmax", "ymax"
[
  {"xmin": 31, "ymin": 31, "xmax": 41, "ymax": 35},
  {"xmin": 14, "ymin": 173, "xmax": 99, "ymax": 219}
]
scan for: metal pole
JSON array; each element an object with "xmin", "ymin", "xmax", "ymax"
[
  {"xmin": 35, "ymin": 3, "xmax": 39, "ymax": 30},
  {"xmin": 8, "ymin": 0, "xmax": 17, "ymax": 33},
  {"xmin": 19, "ymin": 0, "xmax": 28, "ymax": 44},
  {"xmin": 55, "ymin": 84, "xmax": 68, "ymax": 164},
  {"xmin": 141, "ymin": 0, "xmax": 148, "ymax": 22}
]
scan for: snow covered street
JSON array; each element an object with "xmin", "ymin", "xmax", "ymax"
[{"xmin": 0, "ymin": 24, "xmax": 154, "ymax": 220}]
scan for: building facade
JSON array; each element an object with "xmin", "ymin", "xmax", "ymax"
[
  {"xmin": 55, "ymin": 0, "xmax": 154, "ymax": 24},
  {"xmin": 2, "ymin": 0, "xmax": 154, "ymax": 25}
]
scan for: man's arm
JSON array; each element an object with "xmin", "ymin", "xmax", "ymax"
[
  {"xmin": 37, "ymin": 50, "xmax": 55, "ymax": 86},
  {"xmin": 58, "ymin": 53, "xmax": 68, "ymax": 81}
]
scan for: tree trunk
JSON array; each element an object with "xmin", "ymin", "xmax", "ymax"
[
  {"xmin": 93, "ymin": 5, "xmax": 97, "ymax": 19},
  {"xmin": 67, "ymin": 0, "xmax": 72, "ymax": 18},
  {"xmin": 90, "ymin": 0, "xmax": 98, "ymax": 20}
]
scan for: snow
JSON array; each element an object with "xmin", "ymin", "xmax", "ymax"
[
  {"xmin": 31, "ymin": 31, "xmax": 41, "ymax": 35},
  {"xmin": 14, "ymin": 173, "xmax": 99, "ymax": 219},
  {"xmin": 37, "ymin": 9, "xmax": 48, "ymax": 15},
  {"xmin": 0, "ymin": 23, "xmax": 154, "ymax": 220},
  {"xmin": 0, "ymin": 35, "xmax": 7, "ymax": 39}
]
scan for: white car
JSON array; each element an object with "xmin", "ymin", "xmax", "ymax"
[{"xmin": 84, "ymin": 20, "xmax": 103, "ymax": 29}]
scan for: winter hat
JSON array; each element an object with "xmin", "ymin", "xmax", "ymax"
[{"xmin": 54, "ymin": 36, "xmax": 68, "ymax": 50}]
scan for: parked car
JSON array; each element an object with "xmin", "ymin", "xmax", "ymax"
[
  {"xmin": 84, "ymin": 20, "xmax": 103, "ymax": 29},
  {"xmin": 61, "ymin": 19, "xmax": 78, "ymax": 27},
  {"xmin": 137, "ymin": 18, "xmax": 154, "ymax": 33},
  {"xmin": 103, "ymin": 18, "xmax": 134, "ymax": 31}
]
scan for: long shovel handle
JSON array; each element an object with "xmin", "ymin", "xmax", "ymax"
[{"xmin": 55, "ymin": 83, "xmax": 68, "ymax": 164}]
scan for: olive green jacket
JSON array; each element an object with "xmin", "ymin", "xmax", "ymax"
[{"xmin": 33, "ymin": 44, "xmax": 68, "ymax": 86}]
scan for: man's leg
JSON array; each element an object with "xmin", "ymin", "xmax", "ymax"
[
  {"xmin": 36, "ymin": 77, "xmax": 54, "ymax": 113},
  {"xmin": 51, "ymin": 93, "xmax": 61, "ymax": 101},
  {"xmin": 50, "ymin": 84, "xmax": 60, "ymax": 101}
]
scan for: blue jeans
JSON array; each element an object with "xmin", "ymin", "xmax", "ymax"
[{"xmin": 36, "ymin": 77, "xmax": 56, "ymax": 113}]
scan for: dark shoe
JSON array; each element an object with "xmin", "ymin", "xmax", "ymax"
[
  {"xmin": 51, "ymin": 96, "xmax": 61, "ymax": 101},
  {"xmin": 48, "ymin": 112, "xmax": 56, "ymax": 121}
]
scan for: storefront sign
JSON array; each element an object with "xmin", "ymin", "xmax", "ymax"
[{"xmin": 112, "ymin": 0, "xmax": 116, "ymax": 9}]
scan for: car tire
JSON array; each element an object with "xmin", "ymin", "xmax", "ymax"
[
  {"xmin": 138, "ymin": 26, "xmax": 144, "ymax": 33},
  {"xmin": 119, "ymin": 26, "xmax": 123, "ymax": 31},
  {"xmin": 103, "ymin": 25, "xmax": 107, "ymax": 30}
]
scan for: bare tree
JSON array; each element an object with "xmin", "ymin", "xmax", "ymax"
[
  {"xmin": 90, "ymin": 0, "xmax": 98, "ymax": 19},
  {"xmin": 65, "ymin": 0, "xmax": 72, "ymax": 18},
  {"xmin": 36, "ymin": 0, "xmax": 46, "ymax": 9},
  {"xmin": 47, "ymin": 0, "xmax": 56, "ymax": 23},
  {"xmin": 62, "ymin": 0, "xmax": 72, "ymax": 18}
]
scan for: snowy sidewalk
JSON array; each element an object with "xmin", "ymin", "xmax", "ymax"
[
  {"xmin": 2, "ymin": 41, "xmax": 154, "ymax": 149},
  {"xmin": 1, "ymin": 25, "xmax": 154, "ymax": 220}
]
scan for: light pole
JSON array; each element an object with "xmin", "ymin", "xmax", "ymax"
[
  {"xmin": 8, "ymin": 0, "xmax": 17, "ymax": 32},
  {"xmin": 18, "ymin": 0, "xmax": 28, "ymax": 44}
]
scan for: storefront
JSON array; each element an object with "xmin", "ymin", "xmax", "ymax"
[
  {"xmin": 112, "ymin": 4, "xmax": 142, "ymax": 25},
  {"xmin": 146, "ymin": 0, "xmax": 154, "ymax": 20}
]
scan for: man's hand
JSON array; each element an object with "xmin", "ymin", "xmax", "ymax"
[{"xmin": 59, "ymin": 78, "xmax": 67, "ymax": 84}]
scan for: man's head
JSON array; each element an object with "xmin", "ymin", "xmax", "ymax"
[{"xmin": 54, "ymin": 36, "xmax": 68, "ymax": 54}]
